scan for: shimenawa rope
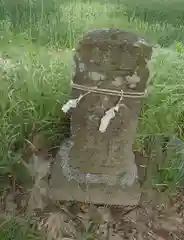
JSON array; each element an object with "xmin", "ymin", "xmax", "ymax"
[
  {"xmin": 72, "ymin": 83, "xmax": 146, "ymax": 98},
  {"xmin": 61, "ymin": 82, "xmax": 147, "ymax": 133}
]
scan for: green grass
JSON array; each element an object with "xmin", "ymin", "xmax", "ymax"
[
  {"xmin": 0, "ymin": 39, "xmax": 72, "ymax": 174},
  {"xmin": 1, "ymin": 0, "xmax": 184, "ymax": 236},
  {"xmin": 1, "ymin": 0, "xmax": 184, "ymax": 237},
  {"xmin": 0, "ymin": 216, "xmax": 45, "ymax": 240},
  {"xmin": 122, "ymin": 0, "xmax": 184, "ymax": 26},
  {"xmin": 1, "ymin": 0, "xmax": 184, "ymax": 47}
]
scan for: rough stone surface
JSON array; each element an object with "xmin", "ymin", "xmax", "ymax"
[{"xmin": 50, "ymin": 29, "xmax": 152, "ymax": 205}]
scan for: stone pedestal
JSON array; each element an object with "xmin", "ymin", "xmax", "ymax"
[{"xmin": 50, "ymin": 29, "xmax": 152, "ymax": 205}]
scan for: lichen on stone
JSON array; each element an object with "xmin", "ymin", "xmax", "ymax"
[
  {"xmin": 125, "ymin": 72, "xmax": 140, "ymax": 89},
  {"xmin": 112, "ymin": 76, "xmax": 123, "ymax": 87},
  {"xmin": 79, "ymin": 62, "xmax": 86, "ymax": 72},
  {"xmin": 88, "ymin": 71, "xmax": 105, "ymax": 81}
]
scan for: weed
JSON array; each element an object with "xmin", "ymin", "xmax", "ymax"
[{"xmin": 1, "ymin": 1, "xmax": 184, "ymax": 237}]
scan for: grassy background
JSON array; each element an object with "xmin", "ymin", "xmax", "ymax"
[
  {"xmin": 1, "ymin": 0, "xmax": 184, "ymax": 47},
  {"xmin": 1, "ymin": 0, "xmax": 184, "ymax": 238},
  {"xmin": 0, "ymin": 216, "xmax": 44, "ymax": 240},
  {"xmin": 0, "ymin": 0, "xmax": 184, "ymax": 186}
]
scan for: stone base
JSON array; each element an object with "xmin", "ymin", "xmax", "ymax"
[{"xmin": 49, "ymin": 155, "xmax": 141, "ymax": 206}]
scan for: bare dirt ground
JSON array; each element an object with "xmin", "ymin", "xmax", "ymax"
[{"xmin": 1, "ymin": 185, "xmax": 184, "ymax": 240}]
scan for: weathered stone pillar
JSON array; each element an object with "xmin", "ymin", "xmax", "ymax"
[{"xmin": 50, "ymin": 29, "xmax": 152, "ymax": 206}]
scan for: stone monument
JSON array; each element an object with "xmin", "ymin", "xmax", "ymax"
[{"xmin": 50, "ymin": 29, "xmax": 152, "ymax": 206}]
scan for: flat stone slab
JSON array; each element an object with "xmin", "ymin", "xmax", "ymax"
[{"xmin": 50, "ymin": 154, "xmax": 141, "ymax": 205}]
